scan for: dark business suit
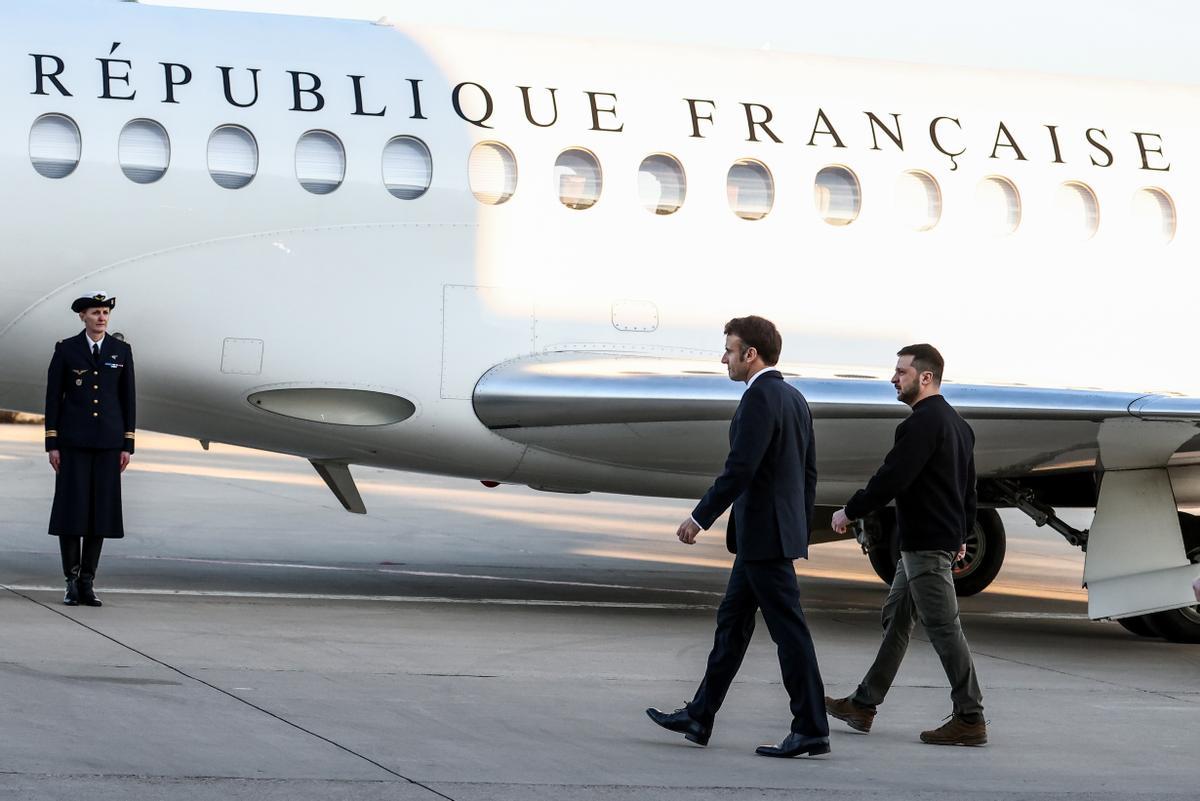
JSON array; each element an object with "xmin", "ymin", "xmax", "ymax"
[
  {"xmin": 686, "ymin": 370, "xmax": 828, "ymax": 736},
  {"xmin": 45, "ymin": 331, "xmax": 135, "ymax": 583}
]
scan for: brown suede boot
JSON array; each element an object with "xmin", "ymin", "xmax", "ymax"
[
  {"xmin": 824, "ymin": 696, "xmax": 876, "ymax": 733},
  {"xmin": 920, "ymin": 715, "xmax": 987, "ymax": 746}
]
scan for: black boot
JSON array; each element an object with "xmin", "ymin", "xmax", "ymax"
[
  {"xmin": 63, "ymin": 579, "xmax": 79, "ymax": 606},
  {"xmin": 76, "ymin": 579, "xmax": 102, "ymax": 607},
  {"xmin": 76, "ymin": 538, "xmax": 104, "ymax": 607}
]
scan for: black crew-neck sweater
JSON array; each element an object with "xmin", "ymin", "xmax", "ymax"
[{"xmin": 845, "ymin": 394, "xmax": 977, "ymax": 553}]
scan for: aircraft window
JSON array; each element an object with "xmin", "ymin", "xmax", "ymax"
[
  {"xmin": 727, "ymin": 159, "xmax": 773, "ymax": 221},
  {"xmin": 974, "ymin": 176, "xmax": 1021, "ymax": 236},
  {"xmin": 118, "ymin": 119, "xmax": 170, "ymax": 184},
  {"xmin": 638, "ymin": 154, "xmax": 686, "ymax": 215},
  {"xmin": 29, "ymin": 113, "xmax": 81, "ymax": 179},
  {"xmin": 382, "ymin": 136, "xmax": 432, "ymax": 200},
  {"xmin": 1132, "ymin": 188, "xmax": 1176, "ymax": 244},
  {"xmin": 468, "ymin": 142, "xmax": 517, "ymax": 205},
  {"xmin": 894, "ymin": 170, "xmax": 941, "ymax": 231},
  {"xmin": 1055, "ymin": 182, "xmax": 1099, "ymax": 240},
  {"xmin": 554, "ymin": 148, "xmax": 602, "ymax": 210},
  {"xmin": 814, "ymin": 165, "xmax": 861, "ymax": 225},
  {"xmin": 207, "ymin": 125, "xmax": 258, "ymax": 190},
  {"xmin": 296, "ymin": 131, "xmax": 346, "ymax": 195}
]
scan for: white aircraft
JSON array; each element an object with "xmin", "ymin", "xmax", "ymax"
[{"xmin": 1, "ymin": 0, "xmax": 1198, "ymax": 641}]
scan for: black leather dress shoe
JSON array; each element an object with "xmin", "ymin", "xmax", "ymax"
[
  {"xmin": 76, "ymin": 580, "xmax": 102, "ymax": 607},
  {"xmin": 755, "ymin": 732, "xmax": 831, "ymax": 758},
  {"xmin": 646, "ymin": 706, "xmax": 711, "ymax": 746},
  {"xmin": 63, "ymin": 579, "xmax": 79, "ymax": 606}
]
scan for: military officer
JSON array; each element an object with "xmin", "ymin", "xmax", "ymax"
[{"xmin": 45, "ymin": 291, "xmax": 135, "ymax": 607}]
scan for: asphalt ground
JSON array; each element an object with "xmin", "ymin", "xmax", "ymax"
[{"xmin": 1, "ymin": 424, "xmax": 1196, "ymax": 800}]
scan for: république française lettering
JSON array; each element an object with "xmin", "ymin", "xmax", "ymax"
[{"xmin": 30, "ymin": 48, "xmax": 1170, "ymax": 172}]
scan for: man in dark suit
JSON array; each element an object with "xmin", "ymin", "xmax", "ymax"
[
  {"xmin": 45, "ymin": 291, "xmax": 135, "ymax": 608},
  {"xmin": 646, "ymin": 316, "xmax": 829, "ymax": 758}
]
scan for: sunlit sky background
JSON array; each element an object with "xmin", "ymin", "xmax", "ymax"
[{"xmin": 140, "ymin": 0, "xmax": 1196, "ymax": 84}]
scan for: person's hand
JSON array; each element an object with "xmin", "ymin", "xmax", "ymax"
[
  {"xmin": 831, "ymin": 508, "xmax": 851, "ymax": 534},
  {"xmin": 956, "ymin": 543, "xmax": 967, "ymax": 563},
  {"xmin": 48, "ymin": 450, "xmax": 60, "ymax": 473},
  {"xmin": 677, "ymin": 518, "xmax": 701, "ymax": 545},
  {"xmin": 1192, "ymin": 576, "xmax": 1200, "ymax": 603},
  {"xmin": 119, "ymin": 452, "xmax": 131, "ymax": 473}
]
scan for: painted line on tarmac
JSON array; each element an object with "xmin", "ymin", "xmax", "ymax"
[
  {"xmin": 0, "ymin": 584, "xmax": 1089, "ymax": 619},
  {"xmin": 3, "ymin": 585, "xmax": 457, "ymax": 801},
  {"xmin": 125, "ymin": 555, "xmax": 726, "ymax": 597},
  {"xmin": 2, "ymin": 585, "xmax": 715, "ymax": 610}
]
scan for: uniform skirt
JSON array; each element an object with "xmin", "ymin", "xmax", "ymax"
[{"xmin": 48, "ymin": 447, "xmax": 124, "ymax": 538}]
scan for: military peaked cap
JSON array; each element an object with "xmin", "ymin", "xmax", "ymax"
[{"xmin": 71, "ymin": 291, "xmax": 116, "ymax": 313}]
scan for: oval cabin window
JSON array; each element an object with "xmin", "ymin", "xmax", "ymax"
[
  {"xmin": 814, "ymin": 165, "xmax": 861, "ymax": 225},
  {"xmin": 208, "ymin": 125, "xmax": 258, "ymax": 189},
  {"xmin": 296, "ymin": 131, "xmax": 346, "ymax": 195},
  {"xmin": 382, "ymin": 136, "xmax": 432, "ymax": 200},
  {"xmin": 638, "ymin": 154, "xmax": 686, "ymax": 215},
  {"xmin": 1132, "ymin": 188, "xmax": 1176, "ymax": 244},
  {"xmin": 727, "ymin": 159, "xmax": 774, "ymax": 221},
  {"xmin": 468, "ymin": 142, "xmax": 518, "ymax": 205},
  {"xmin": 975, "ymin": 176, "xmax": 1021, "ymax": 236},
  {"xmin": 894, "ymin": 170, "xmax": 941, "ymax": 231},
  {"xmin": 1055, "ymin": 182, "xmax": 1099, "ymax": 240},
  {"xmin": 119, "ymin": 119, "xmax": 170, "ymax": 184},
  {"xmin": 554, "ymin": 148, "xmax": 602, "ymax": 210},
  {"xmin": 30, "ymin": 114, "xmax": 81, "ymax": 179}
]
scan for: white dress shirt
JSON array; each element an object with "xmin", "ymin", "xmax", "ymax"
[{"xmin": 86, "ymin": 333, "xmax": 106, "ymax": 355}]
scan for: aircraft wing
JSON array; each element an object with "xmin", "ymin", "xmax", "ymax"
[{"xmin": 473, "ymin": 352, "xmax": 1200, "ymax": 493}]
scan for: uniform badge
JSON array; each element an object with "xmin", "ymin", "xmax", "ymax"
[
  {"xmin": 75, "ymin": 379, "xmax": 82, "ymax": 386},
  {"xmin": 72, "ymin": 369, "xmax": 88, "ymax": 376}
]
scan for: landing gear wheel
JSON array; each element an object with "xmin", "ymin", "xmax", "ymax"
[
  {"xmin": 863, "ymin": 509, "xmax": 1006, "ymax": 596},
  {"xmin": 952, "ymin": 509, "xmax": 1006, "ymax": 597},
  {"xmin": 1115, "ymin": 615, "xmax": 1161, "ymax": 638},
  {"xmin": 1143, "ymin": 605, "xmax": 1200, "ymax": 644}
]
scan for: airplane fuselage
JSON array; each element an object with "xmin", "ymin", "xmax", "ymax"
[{"xmin": 0, "ymin": 0, "xmax": 1195, "ymax": 503}]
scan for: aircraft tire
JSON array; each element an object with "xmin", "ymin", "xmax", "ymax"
[
  {"xmin": 1143, "ymin": 605, "xmax": 1200, "ymax": 644},
  {"xmin": 1115, "ymin": 615, "xmax": 1161, "ymax": 638},
  {"xmin": 952, "ymin": 510, "xmax": 1006, "ymax": 598},
  {"xmin": 864, "ymin": 509, "xmax": 1006, "ymax": 597}
]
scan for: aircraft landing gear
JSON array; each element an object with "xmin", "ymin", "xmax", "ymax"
[
  {"xmin": 996, "ymin": 480, "xmax": 1200, "ymax": 644},
  {"xmin": 858, "ymin": 508, "xmax": 1006, "ymax": 597}
]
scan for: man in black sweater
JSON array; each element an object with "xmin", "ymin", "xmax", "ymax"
[{"xmin": 827, "ymin": 343, "xmax": 985, "ymax": 746}]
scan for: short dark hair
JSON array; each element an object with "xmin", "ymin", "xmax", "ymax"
[
  {"xmin": 897, "ymin": 343, "xmax": 944, "ymax": 384},
  {"xmin": 724, "ymin": 316, "xmax": 782, "ymax": 365}
]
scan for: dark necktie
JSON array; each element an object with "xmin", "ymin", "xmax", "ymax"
[{"xmin": 92, "ymin": 343, "xmax": 99, "ymax": 362}]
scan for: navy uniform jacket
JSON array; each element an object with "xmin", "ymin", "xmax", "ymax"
[
  {"xmin": 45, "ymin": 331, "xmax": 135, "ymax": 454},
  {"xmin": 691, "ymin": 370, "xmax": 818, "ymax": 560}
]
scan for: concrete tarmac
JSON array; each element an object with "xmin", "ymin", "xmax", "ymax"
[{"xmin": 1, "ymin": 424, "xmax": 1197, "ymax": 800}]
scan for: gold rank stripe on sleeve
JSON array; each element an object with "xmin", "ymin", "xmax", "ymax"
[
  {"xmin": 124, "ymin": 432, "xmax": 136, "ymax": 439},
  {"xmin": 44, "ymin": 430, "xmax": 58, "ymax": 437}
]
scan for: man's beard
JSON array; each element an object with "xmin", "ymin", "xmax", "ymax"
[{"xmin": 896, "ymin": 381, "xmax": 920, "ymax": 405}]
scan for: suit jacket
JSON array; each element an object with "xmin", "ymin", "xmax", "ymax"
[
  {"xmin": 45, "ymin": 331, "xmax": 136, "ymax": 453},
  {"xmin": 691, "ymin": 370, "xmax": 817, "ymax": 560}
]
